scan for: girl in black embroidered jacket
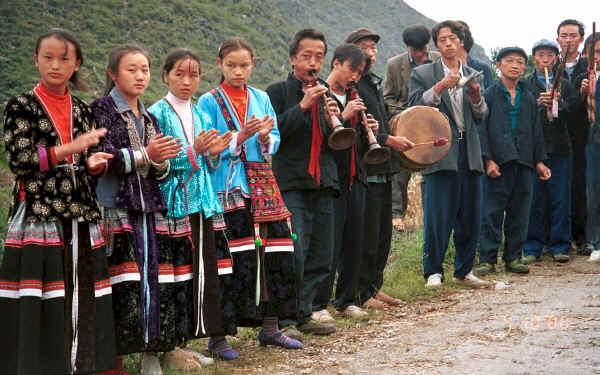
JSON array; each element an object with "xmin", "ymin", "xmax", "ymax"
[{"xmin": 0, "ymin": 28, "xmax": 117, "ymax": 375}]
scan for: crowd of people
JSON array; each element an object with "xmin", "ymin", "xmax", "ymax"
[{"xmin": 0, "ymin": 16, "xmax": 598, "ymax": 375}]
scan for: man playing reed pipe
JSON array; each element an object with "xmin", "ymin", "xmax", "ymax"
[
  {"xmin": 344, "ymin": 28, "xmax": 414, "ymax": 310},
  {"xmin": 312, "ymin": 43, "xmax": 373, "ymax": 320},
  {"xmin": 266, "ymin": 29, "xmax": 341, "ymax": 338},
  {"xmin": 477, "ymin": 47, "xmax": 550, "ymax": 277},
  {"xmin": 408, "ymin": 20, "xmax": 489, "ymax": 289},
  {"xmin": 523, "ymin": 40, "xmax": 578, "ymax": 265},
  {"xmin": 384, "ymin": 24, "xmax": 440, "ymax": 232}
]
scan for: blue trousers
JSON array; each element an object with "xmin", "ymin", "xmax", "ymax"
[
  {"xmin": 524, "ymin": 155, "xmax": 572, "ymax": 257},
  {"xmin": 280, "ymin": 189, "xmax": 335, "ymax": 325},
  {"xmin": 422, "ymin": 141, "xmax": 482, "ymax": 279},
  {"xmin": 586, "ymin": 144, "xmax": 600, "ymax": 249},
  {"xmin": 480, "ymin": 162, "xmax": 534, "ymax": 264}
]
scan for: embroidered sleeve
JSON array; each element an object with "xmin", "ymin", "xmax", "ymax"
[
  {"xmin": 90, "ymin": 100, "xmax": 128, "ymax": 176},
  {"xmin": 3, "ymin": 96, "xmax": 47, "ymax": 176}
]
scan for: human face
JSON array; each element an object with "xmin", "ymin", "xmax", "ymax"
[
  {"xmin": 435, "ymin": 27, "xmax": 463, "ymax": 59},
  {"xmin": 34, "ymin": 36, "xmax": 81, "ymax": 95},
  {"xmin": 496, "ymin": 53, "xmax": 526, "ymax": 82},
  {"xmin": 356, "ymin": 39, "xmax": 378, "ymax": 68},
  {"xmin": 164, "ymin": 58, "xmax": 200, "ymax": 101},
  {"xmin": 590, "ymin": 40, "xmax": 600, "ymax": 70},
  {"xmin": 557, "ymin": 24, "xmax": 583, "ymax": 57},
  {"xmin": 332, "ymin": 59, "xmax": 366, "ymax": 90},
  {"xmin": 407, "ymin": 44, "xmax": 430, "ymax": 66},
  {"xmin": 290, "ymin": 38, "xmax": 326, "ymax": 83},
  {"xmin": 110, "ymin": 52, "xmax": 150, "ymax": 101},
  {"xmin": 532, "ymin": 48, "xmax": 557, "ymax": 74},
  {"xmin": 218, "ymin": 49, "xmax": 254, "ymax": 89}
]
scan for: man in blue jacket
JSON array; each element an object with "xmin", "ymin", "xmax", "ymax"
[{"xmin": 476, "ymin": 47, "xmax": 550, "ymax": 276}]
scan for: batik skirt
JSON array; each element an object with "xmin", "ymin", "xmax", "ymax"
[
  {"xmin": 103, "ymin": 208, "xmax": 234, "ymax": 355},
  {"xmin": 0, "ymin": 202, "xmax": 117, "ymax": 374},
  {"xmin": 217, "ymin": 205, "xmax": 297, "ymax": 327}
]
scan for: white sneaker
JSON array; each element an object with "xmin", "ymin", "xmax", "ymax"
[
  {"xmin": 311, "ymin": 309, "xmax": 335, "ymax": 323},
  {"xmin": 426, "ymin": 273, "xmax": 442, "ymax": 289},
  {"xmin": 141, "ymin": 353, "xmax": 163, "ymax": 375},
  {"xmin": 338, "ymin": 305, "xmax": 368, "ymax": 319},
  {"xmin": 453, "ymin": 271, "xmax": 490, "ymax": 288},
  {"xmin": 589, "ymin": 250, "xmax": 600, "ymax": 263}
]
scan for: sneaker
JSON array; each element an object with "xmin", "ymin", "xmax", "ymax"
[
  {"xmin": 588, "ymin": 250, "xmax": 600, "ymax": 263},
  {"xmin": 362, "ymin": 297, "xmax": 386, "ymax": 310},
  {"xmin": 375, "ymin": 291, "xmax": 404, "ymax": 306},
  {"xmin": 521, "ymin": 255, "xmax": 537, "ymax": 265},
  {"xmin": 504, "ymin": 259, "xmax": 529, "ymax": 274},
  {"xmin": 281, "ymin": 325, "xmax": 304, "ymax": 341},
  {"xmin": 297, "ymin": 319, "xmax": 336, "ymax": 335},
  {"xmin": 425, "ymin": 273, "xmax": 442, "ymax": 289},
  {"xmin": 453, "ymin": 271, "xmax": 490, "ymax": 288},
  {"xmin": 474, "ymin": 262, "xmax": 495, "ymax": 277},
  {"xmin": 338, "ymin": 305, "xmax": 368, "ymax": 319},
  {"xmin": 311, "ymin": 308, "xmax": 335, "ymax": 323},
  {"xmin": 579, "ymin": 243, "xmax": 594, "ymax": 256},
  {"xmin": 553, "ymin": 253, "xmax": 570, "ymax": 263},
  {"xmin": 141, "ymin": 353, "xmax": 163, "ymax": 375}
]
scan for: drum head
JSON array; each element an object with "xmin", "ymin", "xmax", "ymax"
[{"xmin": 391, "ymin": 106, "xmax": 452, "ymax": 167}]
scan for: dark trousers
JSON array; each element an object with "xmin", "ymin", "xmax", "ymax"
[
  {"xmin": 280, "ymin": 189, "xmax": 335, "ymax": 325},
  {"xmin": 480, "ymin": 162, "xmax": 534, "ymax": 264},
  {"xmin": 571, "ymin": 124, "xmax": 588, "ymax": 246},
  {"xmin": 524, "ymin": 155, "xmax": 572, "ymax": 257},
  {"xmin": 391, "ymin": 170, "xmax": 411, "ymax": 219},
  {"xmin": 357, "ymin": 180, "xmax": 392, "ymax": 304},
  {"xmin": 314, "ymin": 181, "xmax": 367, "ymax": 311},
  {"xmin": 422, "ymin": 141, "xmax": 482, "ymax": 279},
  {"xmin": 586, "ymin": 144, "xmax": 600, "ymax": 249}
]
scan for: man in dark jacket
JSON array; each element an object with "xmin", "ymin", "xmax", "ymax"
[
  {"xmin": 266, "ymin": 29, "xmax": 340, "ymax": 337},
  {"xmin": 555, "ymin": 19, "xmax": 590, "ymax": 253},
  {"xmin": 342, "ymin": 28, "xmax": 414, "ymax": 309},
  {"xmin": 477, "ymin": 47, "xmax": 550, "ymax": 276},
  {"xmin": 524, "ymin": 39, "xmax": 578, "ymax": 264},
  {"xmin": 456, "ymin": 20, "xmax": 495, "ymax": 90},
  {"xmin": 384, "ymin": 24, "xmax": 441, "ymax": 232},
  {"xmin": 409, "ymin": 20, "xmax": 489, "ymax": 288}
]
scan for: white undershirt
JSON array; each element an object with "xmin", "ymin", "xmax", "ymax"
[{"xmin": 165, "ymin": 91, "xmax": 194, "ymax": 143}]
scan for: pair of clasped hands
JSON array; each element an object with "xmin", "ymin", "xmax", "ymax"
[{"xmin": 299, "ymin": 82, "xmax": 380, "ymax": 133}]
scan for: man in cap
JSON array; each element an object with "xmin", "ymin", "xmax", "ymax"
[
  {"xmin": 408, "ymin": 20, "xmax": 489, "ymax": 289},
  {"xmin": 384, "ymin": 25, "xmax": 441, "ymax": 233},
  {"xmin": 476, "ymin": 47, "xmax": 550, "ymax": 276},
  {"xmin": 342, "ymin": 28, "xmax": 414, "ymax": 310},
  {"xmin": 523, "ymin": 39, "xmax": 578, "ymax": 264}
]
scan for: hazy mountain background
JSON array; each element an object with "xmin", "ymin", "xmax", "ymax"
[{"xmin": 0, "ymin": 0, "xmax": 490, "ymax": 251}]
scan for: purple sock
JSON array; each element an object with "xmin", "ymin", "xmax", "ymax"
[{"xmin": 262, "ymin": 316, "xmax": 279, "ymax": 337}]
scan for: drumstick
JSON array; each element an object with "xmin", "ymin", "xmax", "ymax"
[{"xmin": 412, "ymin": 137, "xmax": 449, "ymax": 147}]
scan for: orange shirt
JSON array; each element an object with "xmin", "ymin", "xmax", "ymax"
[
  {"xmin": 221, "ymin": 82, "xmax": 247, "ymax": 127},
  {"xmin": 34, "ymin": 82, "xmax": 73, "ymax": 163}
]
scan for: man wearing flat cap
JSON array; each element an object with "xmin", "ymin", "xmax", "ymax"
[
  {"xmin": 343, "ymin": 28, "xmax": 414, "ymax": 310},
  {"xmin": 523, "ymin": 39, "xmax": 579, "ymax": 264},
  {"xmin": 408, "ymin": 20, "xmax": 489, "ymax": 289},
  {"xmin": 476, "ymin": 47, "xmax": 550, "ymax": 277}
]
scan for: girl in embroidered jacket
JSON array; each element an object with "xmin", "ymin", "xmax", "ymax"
[
  {"xmin": 147, "ymin": 48, "xmax": 236, "ymax": 368},
  {"xmin": 91, "ymin": 44, "xmax": 184, "ymax": 374},
  {"xmin": 0, "ymin": 28, "xmax": 117, "ymax": 375},
  {"xmin": 197, "ymin": 37, "xmax": 301, "ymax": 357}
]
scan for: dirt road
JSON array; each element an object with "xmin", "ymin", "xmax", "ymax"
[{"xmin": 260, "ymin": 256, "xmax": 600, "ymax": 375}]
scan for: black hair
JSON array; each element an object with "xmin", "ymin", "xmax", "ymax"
[
  {"xmin": 456, "ymin": 20, "xmax": 474, "ymax": 53},
  {"xmin": 217, "ymin": 37, "xmax": 255, "ymax": 84},
  {"xmin": 161, "ymin": 48, "xmax": 201, "ymax": 83},
  {"xmin": 289, "ymin": 28, "xmax": 328, "ymax": 57},
  {"xmin": 402, "ymin": 25, "xmax": 432, "ymax": 49},
  {"xmin": 330, "ymin": 43, "xmax": 368, "ymax": 71},
  {"xmin": 583, "ymin": 32, "xmax": 600, "ymax": 58},
  {"xmin": 432, "ymin": 20, "xmax": 465, "ymax": 46},
  {"xmin": 35, "ymin": 28, "xmax": 87, "ymax": 91},
  {"xmin": 104, "ymin": 44, "xmax": 151, "ymax": 96},
  {"xmin": 557, "ymin": 19, "xmax": 585, "ymax": 37}
]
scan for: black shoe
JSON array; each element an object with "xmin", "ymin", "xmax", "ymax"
[
  {"xmin": 297, "ymin": 319, "xmax": 336, "ymax": 335},
  {"xmin": 578, "ymin": 243, "xmax": 594, "ymax": 256}
]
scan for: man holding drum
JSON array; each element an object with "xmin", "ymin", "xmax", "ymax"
[{"xmin": 408, "ymin": 20, "xmax": 489, "ymax": 289}]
